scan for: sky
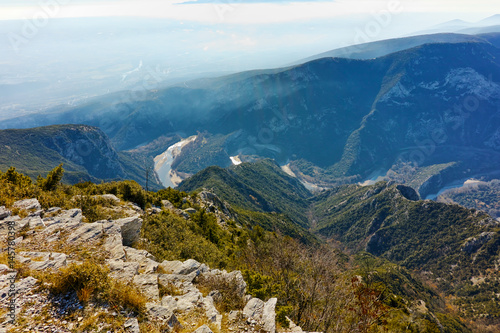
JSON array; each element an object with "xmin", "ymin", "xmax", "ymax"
[
  {"xmin": 0, "ymin": 0, "xmax": 497, "ymax": 24},
  {"xmin": 0, "ymin": 0, "xmax": 499, "ymax": 118}
]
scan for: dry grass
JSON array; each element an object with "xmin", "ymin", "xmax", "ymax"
[
  {"xmin": 37, "ymin": 260, "xmax": 146, "ymax": 317},
  {"xmin": 175, "ymin": 307, "xmax": 219, "ymax": 333},
  {"xmin": 159, "ymin": 281, "xmax": 184, "ymax": 298},
  {"xmin": 78, "ymin": 311, "xmax": 127, "ymax": 332},
  {"xmin": 195, "ymin": 274, "xmax": 245, "ymax": 313}
]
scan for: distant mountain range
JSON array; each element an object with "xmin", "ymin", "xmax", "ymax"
[
  {"xmin": 1, "ymin": 33, "xmax": 500, "ymax": 198},
  {"xmin": 413, "ymin": 14, "xmax": 500, "ymax": 35}
]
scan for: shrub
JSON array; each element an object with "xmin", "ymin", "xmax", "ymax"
[
  {"xmin": 195, "ymin": 274, "xmax": 245, "ymax": 312},
  {"xmin": 44, "ymin": 261, "xmax": 146, "ymax": 315}
]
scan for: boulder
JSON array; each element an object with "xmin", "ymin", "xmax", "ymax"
[
  {"xmin": 146, "ymin": 303, "xmax": 181, "ymax": 329},
  {"xmin": 175, "ymin": 289, "xmax": 204, "ymax": 312},
  {"xmin": 43, "ymin": 209, "xmax": 82, "ymax": 232},
  {"xmin": 227, "ymin": 310, "xmax": 242, "ymax": 323},
  {"xmin": 200, "ymin": 269, "xmax": 246, "ymax": 298},
  {"xmin": 183, "ymin": 208, "xmax": 197, "ymax": 214},
  {"xmin": 203, "ymin": 295, "xmax": 222, "ymax": 330},
  {"xmin": 102, "ymin": 224, "xmax": 126, "ymax": 260},
  {"xmin": 158, "ymin": 260, "xmax": 183, "ymax": 274},
  {"xmin": 243, "ymin": 298, "xmax": 265, "ymax": 320},
  {"xmin": 13, "ymin": 198, "xmax": 41, "ymax": 211},
  {"xmin": 114, "ymin": 217, "xmax": 142, "ymax": 246},
  {"xmin": 158, "ymin": 273, "xmax": 197, "ymax": 290},
  {"xmin": 66, "ymin": 222, "xmax": 104, "ymax": 244},
  {"xmin": 159, "ymin": 259, "xmax": 204, "ymax": 275},
  {"xmin": 124, "ymin": 318, "xmax": 140, "ymax": 333},
  {"xmin": 162, "ymin": 200, "xmax": 175, "ymax": 210},
  {"xmin": 194, "ymin": 324, "xmax": 213, "ymax": 333},
  {"xmin": 228, "ymin": 270, "xmax": 247, "ymax": 298},
  {"xmin": 0, "ymin": 216, "xmax": 24, "ymax": 235},
  {"xmin": 133, "ymin": 274, "xmax": 160, "ymax": 301},
  {"xmin": 97, "ymin": 194, "xmax": 120, "ymax": 204},
  {"xmin": 176, "ymin": 259, "xmax": 202, "ymax": 275},
  {"xmin": 262, "ymin": 298, "xmax": 277, "ymax": 333}
]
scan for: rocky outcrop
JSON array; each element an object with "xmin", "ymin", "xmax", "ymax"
[
  {"xmin": 193, "ymin": 191, "xmax": 237, "ymax": 224},
  {"xmin": 0, "ymin": 197, "xmax": 281, "ymax": 333},
  {"xmin": 13, "ymin": 198, "xmax": 41, "ymax": 211}
]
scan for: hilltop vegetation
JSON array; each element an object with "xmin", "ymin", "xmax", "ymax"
[{"xmin": 1, "ymin": 164, "xmax": 480, "ymax": 332}]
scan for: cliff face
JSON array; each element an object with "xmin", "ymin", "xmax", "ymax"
[
  {"xmin": 40, "ymin": 125, "xmax": 126, "ymax": 180},
  {"xmin": 0, "ymin": 125, "xmax": 139, "ymax": 184}
]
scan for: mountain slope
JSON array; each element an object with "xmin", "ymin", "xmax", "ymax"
[
  {"xmin": 294, "ymin": 33, "xmax": 487, "ymax": 63},
  {"xmin": 2, "ymin": 41, "xmax": 500, "ymax": 194},
  {"xmin": 311, "ymin": 181, "xmax": 500, "ymax": 320},
  {"xmin": 178, "ymin": 159, "xmax": 315, "ymax": 241},
  {"xmin": 0, "ymin": 125, "xmax": 161, "ymax": 188}
]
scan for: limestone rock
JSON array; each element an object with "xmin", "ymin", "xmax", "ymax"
[
  {"xmin": 43, "ymin": 209, "xmax": 82, "ymax": 232},
  {"xmin": 0, "ymin": 276, "xmax": 38, "ymax": 301},
  {"xmin": 158, "ymin": 260, "xmax": 183, "ymax": 274},
  {"xmin": 0, "ymin": 216, "xmax": 23, "ymax": 235},
  {"xmin": 0, "ymin": 206, "xmax": 11, "ymax": 220},
  {"xmin": 0, "ymin": 272, "xmax": 17, "ymax": 290},
  {"xmin": 203, "ymin": 295, "xmax": 222, "ymax": 330},
  {"xmin": 176, "ymin": 259, "xmax": 202, "ymax": 275},
  {"xmin": 243, "ymin": 297, "xmax": 265, "ymax": 320},
  {"xmin": 195, "ymin": 191, "xmax": 237, "ymax": 223},
  {"xmin": 107, "ymin": 260, "xmax": 139, "ymax": 283},
  {"xmin": 162, "ymin": 200, "xmax": 175, "ymax": 210},
  {"xmin": 26, "ymin": 216, "xmax": 45, "ymax": 229},
  {"xmin": 124, "ymin": 247, "xmax": 158, "ymax": 274},
  {"xmin": 67, "ymin": 222, "xmax": 104, "ymax": 244},
  {"xmin": 133, "ymin": 274, "xmax": 159, "ymax": 301},
  {"xmin": 194, "ymin": 324, "xmax": 213, "ymax": 333},
  {"xmin": 158, "ymin": 272, "xmax": 197, "ymax": 291},
  {"xmin": 104, "ymin": 230, "xmax": 126, "ymax": 260},
  {"xmin": 97, "ymin": 194, "xmax": 120, "ymax": 204},
  {"xmin": 200, "ymin": 269, "xmax": 246, "ymax": 298},
  {"xmin": 146, "ymin": 303, "xmax": 181, "ymax": 329},
  {"xmin": 18, "ymin": 252, "xmax": 67, "ymax": 271},
  {"xmin": 175, "ymin": 289, "xmax": 203, "ymax": 312},
  {"xmin": 228, "ymin": 310, "xmax": 242, "ymax": 323},
  {"xmin": 13, "ymin": 198, "xmax": 41, "ymax": 211},
  {"xmin": 114, "ymin": 216, "xmax": 142, "ymax": 246},
  {"xmin": 262, "ymin": 298, "xmax": 277, "ymax": 333},
  {"xmin": 124, "ymin": 318, "xmax": 140, "ymax": 333},
  {"xmin": 161, "ymin": 295, "xmax": 178, "ymax": 311}
]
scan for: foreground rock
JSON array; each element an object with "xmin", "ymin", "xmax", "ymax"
[{"xmin": 0, "ymin": 194, "xmax": 284, "ymax": 333}]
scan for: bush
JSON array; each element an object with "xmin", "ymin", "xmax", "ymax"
[
  {"xmin": 195, "ymin": 274, "xmax": 245, "ymax": 312},
  {"xmin": 45, "ymin": 261, "xmax": 146, "ymax": 315}
]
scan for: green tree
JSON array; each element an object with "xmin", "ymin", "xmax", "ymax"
[{"xmin": 37, "ymin": 164, "xmax": 64, "ymax": 191}]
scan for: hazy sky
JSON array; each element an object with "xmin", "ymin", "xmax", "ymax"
[{"xmin": 0, "ymin": 0, "xmax": 497, "ymax": 24}]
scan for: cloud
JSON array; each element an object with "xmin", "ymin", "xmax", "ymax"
[{"xmin": 0, "ymin": 0, "xmax": 498, "ymax": 23}]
